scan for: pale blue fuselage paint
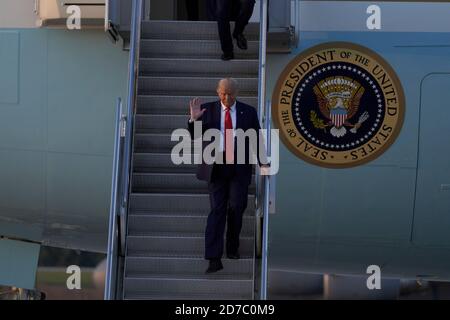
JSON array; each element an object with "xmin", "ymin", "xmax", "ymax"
[
  {"xmin": 267, "ymin": 29, "xmax": 450, "ymax": 280},
  {"xmin": 0, "ymin": 28, "xmax": 128, "ymax": 257}
]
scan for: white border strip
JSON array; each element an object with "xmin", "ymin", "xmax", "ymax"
[{"xmin": 299, "ymin": 1, "xmax": 450, "ymax": 32}]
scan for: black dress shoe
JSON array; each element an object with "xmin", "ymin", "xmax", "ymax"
[
  {"xmin": 233, "ymin": 33, "xmax": 248, "ymax": 50},
  {"xmin": 221, "ymin": 52, "xmax": 234, "ymax": 61},
  {"xmin": 205, "ymin": 259, "xmax": 223, "ymax": 273},
  {"xmin": 226, "ymin": 252, "xmax": 240, "ymax": 260}
]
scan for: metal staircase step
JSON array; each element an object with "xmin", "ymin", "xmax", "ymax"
[
  {"xmin": 140, "ymin": 39, "xmax": 259, "ymax": 59},
  {"xmin": 128, "ymin": 214, "xmax": 255, "ymax": 236},
  {"xmin": 124, "ymin": 292, "xmax": 249, "ymax": 300},
  {"xmin": 134, "ymin": 132, "xmax": 183, "ymax": 152},
  {"xmin": 129, "ymin": 210, "xmax": 254, "ymax": 218},
  {"xmin": 126, "ymin": 234, "xmax": 254, "ymax": 256},
  {"xmin": 132, "ymin": 172, "xmax": 256, "ymax": 193},
  {"xmin": 133, "ymin": 153, "xmax": 197, "ymax": 173},
  {"xmin": 129, "ymin": 210, "xmax": 254, "ymax": 219},
  {"xmin": 123, "ymin": 276, "xmax": 253, "ymax": 299},
  {"xmin": 141, "ymin": 20, "xmax": 259, "ymax": 41},
  {"xmin": 139, "ymin": 58, "xmax": 259, "ymax": 77},
  {"xmin": 138, "ymin": 76, "xmax": 258, "ymax": 96},
  {"xmin": 135, "ymin": 115, "xmax": 189, "ymax": 134},
  {"xmin": 129, "ymin": 193, "xmax": 255, "ymax": 215},
  {"xmin": 136, "ymin": 95, "xmax": 257, "ymax": 115},
  {"xmin": 125, "ymin": 272, "xmax": 251, "ymax": 281},
  {"xmin": 128, "ymin": 251, "xmax": 249, "ymax": 258},
  {"xmin": 132, "ymin": 152, "xmax": 257, "ymax": 176},
  {"xmin": 125, "ymin": 256, "xmax": 253, "ymax": 278},
  {"xmin": 132, "ymin": 172, "xmax": 205, "ymax": 193},
  {"xmin": 134, "ymin": 132, "xmax": 194, "ymax": 152},
  {"xmin": 128, "ymin": 209, "xmax": 254, "ymax": 218}
]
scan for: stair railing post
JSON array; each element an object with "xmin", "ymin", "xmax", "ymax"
[
  {"xmin": 105, "ymin": 98, "xmax": 124, "ymax": 300},
  {"xmin": 260, "ymin": 100, "xmax": 271, "ymax": 300},
  {"xmin": 255, "ymin": 0, "xmax": 269, "ymax": 300},
  {"xmin": 120, "ymin": 0, "xmax": 144, "ymax": 256}
]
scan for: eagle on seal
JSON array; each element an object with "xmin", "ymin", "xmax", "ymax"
[{"xmin": 312, "ymin": 76, "xmax": 367, "ymax": 138}]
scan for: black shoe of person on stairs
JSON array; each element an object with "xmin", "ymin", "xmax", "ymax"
[
  {"xmin": 233, "ymin": 33, "xmax": 248, "ymax": 50},
  {"xmin": 226, "ymin": 252, "xmax": 240, "ymax": 260},
  {"xmin": 221, "ymin": 52, "xmax": 234, "ymax": 61},
  {"xmin": 205, "ymin": 259, "xmax": 224, "ymax": 273}
]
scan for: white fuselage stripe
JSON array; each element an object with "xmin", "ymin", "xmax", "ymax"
[{"xmin": 297, "ymin": 1, "xmax": 450, "ymax": 33}]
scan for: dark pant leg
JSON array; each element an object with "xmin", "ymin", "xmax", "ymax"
[
  {"xmin": 206, "ymin": 0, "xmax": 216, "ymax": 20},
  {"xmin": 186, "ymin": 0, "xmax": 199, "ymax": 21},
  {"xmin": 226, "ymin": 176, "xmax": 249, "ymax": 255},
  {"xmin": 205, "ymin": 165, "xmax": 229, "ymax": 260},
  {"xmin": 216, "ymin": 0, "xmax": 233, "ymax": 54},
  {"xmin": 233, "ymin": 0, "xmax": 255, "ymax": 36}
]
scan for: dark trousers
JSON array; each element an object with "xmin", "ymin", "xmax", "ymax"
[
  {"xmin": 186, "ymin": 0, "xmax": 199, "ymax": 21},
  {"xmin": 216, "ymin": 0, "xmax": 256, "ymax": 54},
  {"xmin": 205, "ymin": 163, "xmax": 249, "ymax": 260}
]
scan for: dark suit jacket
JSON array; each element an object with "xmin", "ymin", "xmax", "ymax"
[
  {"xmin": 187, "ymin": 100, "xmax": 264, "ymax": 185},
  {"xmin": 207, "ymin": 0, "xmax": 241, "ymax": 21}
]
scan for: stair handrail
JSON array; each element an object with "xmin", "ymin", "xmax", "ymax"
[
  {"xmin": 260, "ymin": 100, "xmax": 271, "ymax": 300},
  {"xmin": 255, "ymin": 0, "xmax": 268, "ymax": 219},
  {"xmin": 104, "ymin": 97, "xmax": 125, "ymax": 300},
  {"xmin": 121, "ymin": 0, "xmax": 143, "ymax": 257},
  {"xmin": 255, "ymin": 0, "xmax": 269, "ymax": 300},
  {"xmin": 294, "ymin": 0, "xmax": 300, "ymax": 48},
  {"xmin": 104, "ymin": 0, "xmax": 143, "ymax": 300}
]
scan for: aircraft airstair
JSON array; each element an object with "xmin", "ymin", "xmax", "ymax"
[{"xmin": 105, "ymin": 0, "xmax": 270, "ymax": 300}]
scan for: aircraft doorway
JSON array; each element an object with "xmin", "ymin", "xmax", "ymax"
[
  {"xmin": 412, "ymin": 74, "xmax": 450, "ymax": 247},
  {"xmin": 149, "ymin": 0, "xmax": 213, "ymax": 21}
]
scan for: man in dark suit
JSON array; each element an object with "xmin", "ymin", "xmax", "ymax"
[
  {"xmin": 211, "ymin": 0, "xmax": 256, "ymax": 60},
  {"xmin": 187, "ymin": 78, "xmax": 268, "ymax": 273}
]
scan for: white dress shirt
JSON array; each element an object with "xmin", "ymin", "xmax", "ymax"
[
  {"xmin": 220, "ymin": 101, "xmax": 236, "ymax": 151},
  {"xmin": 188, "ymin": 101, "xmax": 237, "ymax": 151}
]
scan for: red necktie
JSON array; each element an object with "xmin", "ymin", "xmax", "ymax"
[{"xmin": 224, "ymin": 106, "xmax": 234, "ymax": 164}]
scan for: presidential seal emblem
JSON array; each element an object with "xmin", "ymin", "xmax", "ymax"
[{"xmin": 272, "ymin": 42, "xmax": 405, "ymax": 168}]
